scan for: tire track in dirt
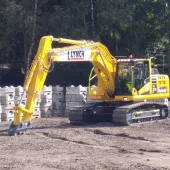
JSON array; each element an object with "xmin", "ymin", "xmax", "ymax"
[
  {"xmin": 85, "ymin": 129, "xmax": 151, "ymax": 142},
  {"xmin": 84, "ymin": 129, "xmax": 168, "ymax": 155},
  {"xmin": 41, "ymin": 132, "xmax": 136, "ymax": 154},
  {"xmin": 139, "ymin": 149, "xmax": 162, "ymax": 153}
]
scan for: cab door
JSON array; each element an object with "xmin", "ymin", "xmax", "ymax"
[{"xmin": 134, "ymin": 61, "xmax": 150, "ymax": 94}]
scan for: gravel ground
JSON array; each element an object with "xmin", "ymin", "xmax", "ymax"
[{"xmin": 0, "ymin": 118, "xmax": 170, "ymax": 170}]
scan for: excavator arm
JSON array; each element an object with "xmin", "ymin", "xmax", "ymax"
[{"xmin": 8, "ymin": 35, "xmax": 117, "ymax": 136}]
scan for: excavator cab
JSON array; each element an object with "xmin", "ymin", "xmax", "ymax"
[
  {"xmin": 115, "ymin": 59, "xmax": 150, "ymax": 95},
  {"xmin": 115, "ymin": 61, "xmax": 133, "ymax": 95}
]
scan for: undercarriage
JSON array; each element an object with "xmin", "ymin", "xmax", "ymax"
[{"xmin": 69, "ymin": 101, "xmax": 169, "ymax": 126}]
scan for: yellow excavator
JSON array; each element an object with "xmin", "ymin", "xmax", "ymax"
[{"xmin": 8, "ymin": 36, "xmax": 170, "ymax": 135}]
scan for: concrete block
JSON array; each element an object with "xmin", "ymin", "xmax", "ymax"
[
  {"xmin": 1, "ymin": 94, "xmax": 15, "ymax": 102},
  {"xmin": 41, "ymin": 93, "xmax": 52, "ymax": 100},
  {"xmin": 52, "ymin": 85, "xmax": 63, "ymax": 93},
  {"xmin": 41, "ymin": 108, "xmax": 52, "ymax": 117},
  {"xmin": 43, "ymin": 85, "xmax": 52, "ymax": 92},
  {"xmin": 52, "ymin": 98, "xmax": 63, "ymax": 107},
  {"xmin": 65, "ymin": 102, "xmax": 80, "ymax": 108},
  {"xmin": 41, "ymin": 85, "xmax": 52, "ymax": 98},
  {"xmin": 66, "ymin": 85, "xmax": 87, "ymax": 94},
  {"xmin": 33, "ymin": 110, "xmax": 41, "ymax": 119},
  {"xmin": 15, "ymin": 86, "xmax": 24, "ymax": 96},
  {"xmin": 52, "ymin": 101, "xmax": 63, "ymax": 110},
  {"xmin": 52, "ymin": 97, "xmax": 63, "ymax": 103},
  {"xmin": 32, "ymin": 107, "xmax": 41, "ymax": 119},
  {"xmin": 1, "ymin": 99, "xmax": 14, "ymax": 105},
  {"xmin": 41, "ymin": 98, "xmax": 52, "ymax": 106},
  {"xmin": 34, "ymin": 107, "xmax": 40, "ymax": 112},
  {"xmin": 52, "ymin": 111, "xmax": 63, "ymax": 117},
  {"xmin": 15, "ymin": 99, "xmax": 40, "ymax": 107},
  {"xmin": 0, "ymin": 87, "xmax": 15, "ymax": 103},
  {"xmin": 41, "ymin": 112, "xmax": 52, "ymax": 118},
  {"xmin": 1, "ymin": 104, "xmax": 14, "ymax": 112},
  {"xmin": 52, "ymin": 93, "xmax": 64, "ymax": 99},
  {"xmin": 2, "ymin": 86, "xmax": 15, "ymax": 93},
  {"xmin": 52, "ymin": 106, "xmax": 63, "ymax": 114},
  {"xmin": 14, "ymin": 93, "xmax": 27, "ymax": 102},
  {"xmin": 65, "ymin": 94, "xmax": 86, "ymax": 102},
  {"xmin": 40, "ymin": 105, "xmax": 52, "ymax": 112},
  {"xmin": 1, "ymin": 109, "xmax": 14, "ymax": 121}
]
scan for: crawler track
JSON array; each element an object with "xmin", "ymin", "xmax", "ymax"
[{"xmin": 69, "ymin": 101, "xmax": 169, "ymax": 126}]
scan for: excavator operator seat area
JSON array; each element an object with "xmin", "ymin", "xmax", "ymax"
[
  {"xmin": 115, "ymin": 60, "xmax": 133, "ymax": 95},
  {"xmin": 134, "ymin": 61, "xmax": 150, "ymax": 91},
  {"xmin": 115, "ymin": 59, "xmax": 150, "ymax": 95}
]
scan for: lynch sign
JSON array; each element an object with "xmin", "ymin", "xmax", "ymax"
[{"xmin": 68, "ymin": 50, "xmax": 84, "ymax": 60}]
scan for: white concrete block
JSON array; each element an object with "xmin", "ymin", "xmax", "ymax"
[
  {"xmin": 52, "ymin": 93, "xmax": 64, "ymax": 99},
  {"xmin": 15, "ymin": 86, "xmax": 24, "ymax": 96},
  {"xmin": 52, "ymin": 97, "xmax": 63, "ymax": 103},
  {"xmin": 52, "ymin": 107, "xmax": 64, "ymax": 117},
  {"xmin": 52, "ymin": 101, "xmax": 63, "ymax": 110},
  {"xmin": 41, "ymin": 86, "xmax": 52, "ymax": 98},
  {"xmin": 52, "ymin": 85, "xmax": 63, "ymax": 93},
  {"xmin": 41, "ymin": 112, "xmax": 52, "ymax": 118},
  {"xmin": 65, "ymin": 94, "xmax": 86, "ymax": 102},
  {"xmin": 41, "ymin": 93, "xmax": 52, "ymax": 100},
  {"xmin": 66, "ymin": 85, "xmax": 87, "ymax": 94},
  {"xmin": 40, "ymin": 105, "xmax": 52, "ymax": 112},
  {"xmin": 43, "ymin": 85, "xmax": 52, "ymax": 92},
  {"xmin": 15, "ymin": 99, "xmax": 40, "ymax": 107},
  {"xmin": 41, "ymin": 107, "xmax": 52, "ymax": 117},
  {"xmin": 41, "ymin": 98, "xmax": 52, "ymax": 105},
  {"xmin": 65, "ymin": 102, "xmax": 80, "ymax": 108},
  {"xmin": 1, "ymin": 109, "xmax": 14, "ymax": 121},
  {"xmin": 34, "ymin": 107, "xmax": 40, "ymax": 112},
  {"xmin": 1, "ymin": 104, "xmax": 14, "ymax": 112},
  {"xmin": 1, "ymin": 99, "xmax": 14, "ymax": 105},
  {"xmin": 2, "ymin": 86, "xmax": 15, "ymax": 93},
  {"xmin": 1, "ymin": 93, "xmax": 14, "ymax": 101},
  {"xmin": 33, "ymin": 110, "xmax": 41, "ymax": 119},
  {"xmin": 14, "ymin": 93, "xmax": 27, "ymax": 101}
]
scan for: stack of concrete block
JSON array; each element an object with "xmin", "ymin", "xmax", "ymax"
[
  {"xmin": 40, "ymin": 85, "xmax": 53, "ymax": 118},
  {"xmin": 65, "ymin": 85, "xmax": 87, "ymax": 116},
  {"xmin": 0, "ymin": 85, "xmax": 91, "ymax": 121},
  {"xmin": 51, "ymin": 85, "xmax": 64, "ymax": 117},
  {"xmin": 14, "ymin": 86, "xmax": 26, "ymax": 105},
  {"xmin": 14, "ymin": 86, "xmax": 41, "ymax": 119},
  {"xmin": 31, "ymin": 92, "xmax": 42, "ymax": 119},
  {"xmin": 1, "ymin": 86, "xmax": 15, "ymax": 121}
]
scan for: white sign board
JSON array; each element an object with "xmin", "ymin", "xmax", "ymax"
[{"xmin": 56, "ymin": 47, "xmax": 91, "ymax": 61}]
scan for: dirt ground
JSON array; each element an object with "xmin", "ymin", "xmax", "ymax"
[{"xmin": 0, "ymin": 118, "xmax": 170, "ymax": 170}]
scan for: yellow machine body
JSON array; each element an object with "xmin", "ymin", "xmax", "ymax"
[
  {"xmin": 8, "ymin": 35, "xmax": 170, "ymax": 135},
  {"xmin": 12, "ymin": 36, "xmax": 117, "ymax": 126}
]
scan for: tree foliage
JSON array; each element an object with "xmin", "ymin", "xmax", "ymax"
[{"xmin": 0, "ymin": 0, "xmax": 170, "ymax": 74}]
